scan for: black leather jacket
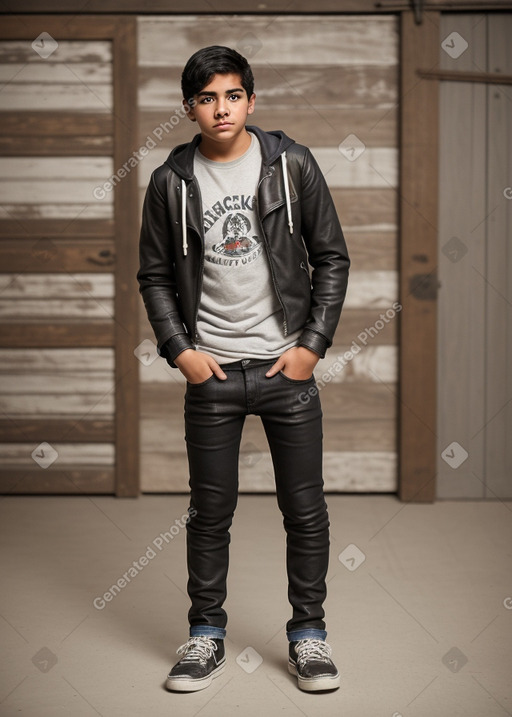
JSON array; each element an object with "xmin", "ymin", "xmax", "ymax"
[{"xmin": 137, "ymin": 125, "xmax": 350, "ymax": 365}]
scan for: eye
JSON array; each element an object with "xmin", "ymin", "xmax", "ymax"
[
  {"xmin": 200, "ymin": 97, "xmax": 213, "ymax": 104},
  {"xmin": 229, "ymin": 94, "xmax": 241, "ymax": 101}
]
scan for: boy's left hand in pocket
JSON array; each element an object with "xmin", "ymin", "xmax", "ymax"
[{"xmin": 266, "ymin": 346, "xmax": 319, "ymax": 381}]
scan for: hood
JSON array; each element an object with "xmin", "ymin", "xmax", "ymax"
[{"xmin": 164, "ymin": 125, "xmax": 295, "ymax": 180}]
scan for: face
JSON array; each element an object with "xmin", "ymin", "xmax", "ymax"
[{"xmin": 184, "ymin": 72, "xmax": 256, "ymax": 144}]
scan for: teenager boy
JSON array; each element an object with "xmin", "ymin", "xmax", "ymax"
[{"xmin": 137, "ymin": 45, "xmax": 350, "ymax": 693}]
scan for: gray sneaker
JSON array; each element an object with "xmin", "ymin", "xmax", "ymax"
[
  {"xmin": 288, "ymin": 638, "xmax": 340, "ymax": 692},
  {"xmin": 166, "ymin": 636, "xmax": 225, "ymax": 692}
]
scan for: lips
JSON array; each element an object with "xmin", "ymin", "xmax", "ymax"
[{"xmin": 214, "ymin": 122, "xmax": 233, "ymax": 129}]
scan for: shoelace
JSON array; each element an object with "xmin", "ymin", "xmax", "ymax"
[
  {"xmin": 176, "ymin": 637, "xmax": 217, "ymax": 665},
  {"xmin": 294, "ymin": 639, "xmax": 332, "ymax": 667}
]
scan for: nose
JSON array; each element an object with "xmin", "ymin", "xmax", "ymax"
[{"xmin": 215, "ymin": 99, "xmax": 229, "ymax": 117}]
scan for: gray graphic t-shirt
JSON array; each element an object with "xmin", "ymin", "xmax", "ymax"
[{"xmin": 193, "ymin": 132, "xmax": 300, "ymax": 364}]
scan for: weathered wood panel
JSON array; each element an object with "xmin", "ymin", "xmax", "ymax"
[
  {"xmin": 0, "ymin": 323, "xmax": 114, "ymax": 347},
  {"xmin": 0, "ymin": 273, "xmax": 113, "ymax": 297},
  {"xmin": 0, "ymin": 273, "xmax": 114, "ymax": 319},
  {"xmin": 0, "ymin": 84, "xmax": 111, "ymax": 112},
  {"xmin": 0, "ymin": 40, "xmax": 112, "ymax": 63},
  {"xmin": 0, "ymin": 62, "xmax": 111, "ymax": 83},
  {"xmin": 0, "ymin": 218, "xmax": 114, "ymax": 238},
  {"xmin": 342, "ymin": 230, "xmax": 397, "ymax": 270},
  {"xmin": 0, "ymin": 112, "xmax": 113, "ymax": 136},
  {"xmin": 0, "ymin": 469, "xmax": 115, "ymax": 494},
  {"xmin": 0, "ymin": 204, "xmax": 113, "ymax": 220},
  {"xmin": 0, "ymin": 157, "xmax": 114, "ymax": 219},
  {"xmin": 0, "ymin": 394, "xmax": 114, "ymax": 417},
  {"xmin": 0, "ymin": 136, "xmax": 113, "ymax": 156},
  {"xmin": 138, "ymin": 16, "xmax": 398, "ymax": 67},
  {"xmin": 0, "ymin": 443, "xmax": 114, "ymax": 465},
  {"xmin": 0, "ymin": 418, "xmax": 114, "ymax": 442},
  {"xmin": 0, "ymin": 40, "xmax": 112, "ymax": 112},
  {"xmin": 0, "ymin": 239, "xmax": 116, "ymax": 273},
  {"xmin": 331, "ymin": 188, "xmax": 397, "ymax": 228},
  {"xmin": 0, "ymin": 348, "xmax": 114, "ymax": 416}
]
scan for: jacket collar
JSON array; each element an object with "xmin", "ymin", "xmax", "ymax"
[{"xmin": 164, "ymin": 125, "xmax": 295, "ymax": 180}]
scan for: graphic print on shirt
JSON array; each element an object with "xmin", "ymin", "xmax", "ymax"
[{"xmin": 203, "ymin": 194, "xmax": 262, "ymax": 268}]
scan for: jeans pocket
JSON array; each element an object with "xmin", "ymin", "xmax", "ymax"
[
  {"xmin": 278, "ymin": 370, "xmax": 315, "ymax": 385},
  {"xmin": 186, "ymin": 373, "xmax": 216, "ymax": 388}
]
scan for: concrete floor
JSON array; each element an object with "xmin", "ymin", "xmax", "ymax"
[{"xmin": 0, "ymin": 494, "xmax": 511, "ymax": 717}]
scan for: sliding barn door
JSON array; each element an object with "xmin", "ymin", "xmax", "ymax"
[
  {"xmin": 0, "ymin": 17, "xmax": 139, "ymax": 495},
  {"xmin": 437, "ymin": 13, "xmax": 512, "ymax": 498}
]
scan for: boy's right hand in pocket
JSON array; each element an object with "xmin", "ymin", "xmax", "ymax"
[{"xmin": 174, "ymin": 349, "xmax": 227, "ymax": 384}]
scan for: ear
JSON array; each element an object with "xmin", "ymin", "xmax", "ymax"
[
  {"xmin": 247, "ymin": 93, "xmax": 256, "ymax": 116},
  {"xmin": 183, "ymin": 98, "xmax": 197, "ymax": 122}
]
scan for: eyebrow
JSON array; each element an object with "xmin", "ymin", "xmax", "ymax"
[{"xmin": 196, "ymin": 88, "xmax": 244, "ymax": 97}]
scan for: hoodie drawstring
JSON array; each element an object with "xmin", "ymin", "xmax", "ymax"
[
  {"xmin": 181, "ymin": 178, "xmax": 188, "ymax": 256},
  {"xmin": 281, "ymin": 151, "xmax": 294, "ymax": 235}
]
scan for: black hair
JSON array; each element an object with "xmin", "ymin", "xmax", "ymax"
[{"xmin": 181, "ymin": 45, "xmax": 254, "ymax": 103}]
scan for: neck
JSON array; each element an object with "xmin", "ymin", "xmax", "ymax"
[{"xmin": 199, "ymin": 128, "xmax": 252, "ymax": 162}]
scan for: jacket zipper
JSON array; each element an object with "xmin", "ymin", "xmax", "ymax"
[
  {"xmin": 257, "ymin": 165, "xmax": 288, "ymax": 336},
  {"xmin": 181, "ymin": 177, "xmax": 205, "ymax": 345}
]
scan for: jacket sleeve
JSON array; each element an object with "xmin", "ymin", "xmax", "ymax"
[
  {"xmin": 297, "ymin": 148, "xmax": 350, "ymax": 358},
  {"xmin": 137, "ymin": 171, "xmax": 194, "ymax": 365}
]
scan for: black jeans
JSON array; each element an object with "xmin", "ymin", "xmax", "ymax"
[{"xmin": 184, "ymin": 358, "xmax": 330, "ymax": 639}]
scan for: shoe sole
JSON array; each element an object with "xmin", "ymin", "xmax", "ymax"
[
  {"xmin": 165, "ymin": 660, "xmax": 225, "ymax": 692},
  {"xmin": 288, "ymin": 660, "xmax": 340, "ymax": 692}
]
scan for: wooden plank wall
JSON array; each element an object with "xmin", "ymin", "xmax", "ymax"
[
  {"xmin": 136, "ymin": 15, "xmax": 400, "ymax": 492},
  {"xmin": 0, "ymin": 38, "xmax": 116, "ymax": 493}
]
